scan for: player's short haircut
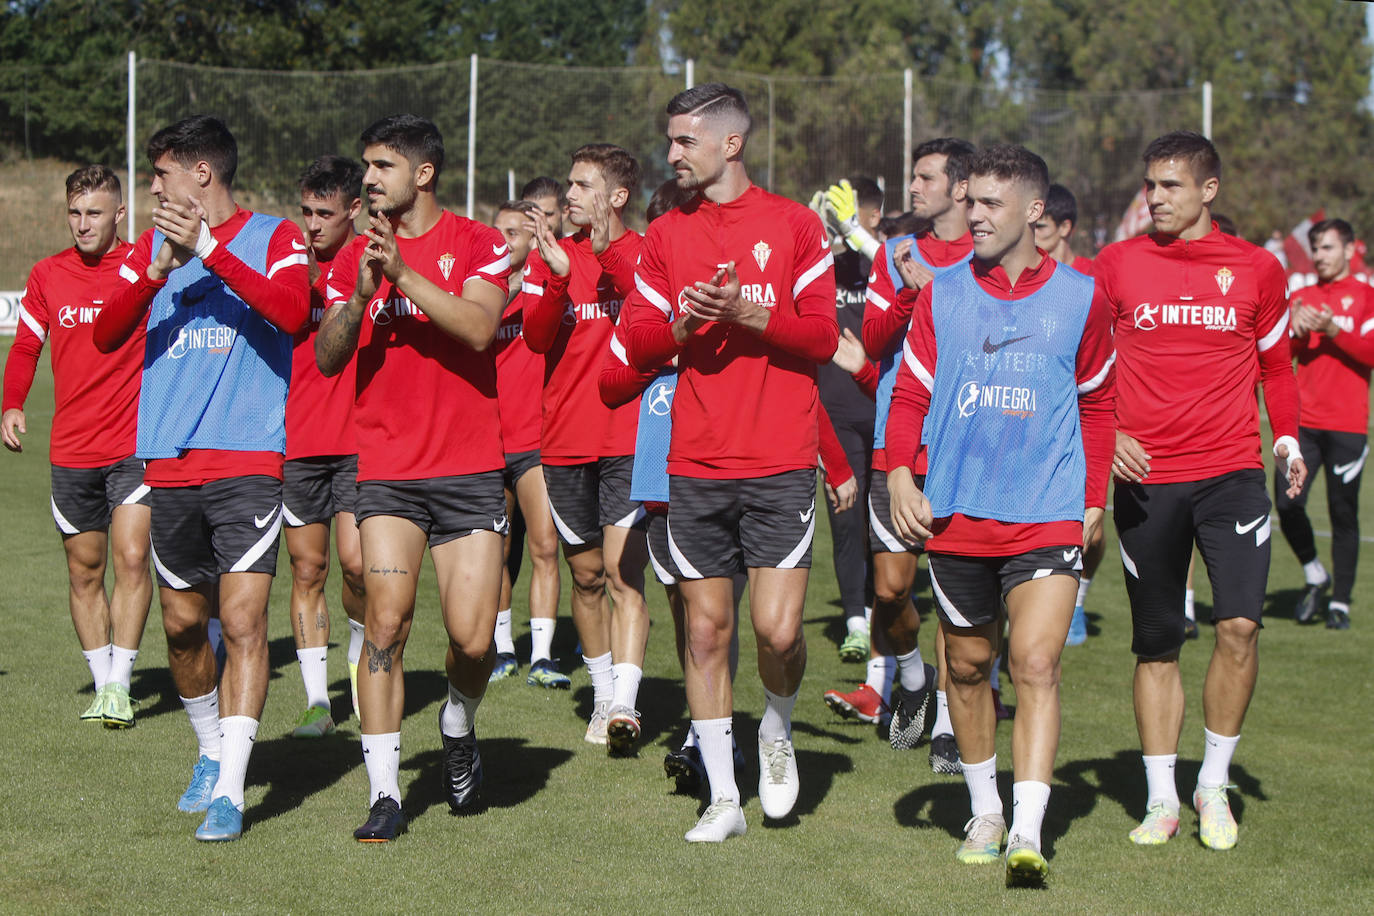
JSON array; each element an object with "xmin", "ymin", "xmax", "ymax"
[
  {"xmin": 646, "ymin": 179, "xmax": 693, "ymax": 223},
  {"xmin": 666, "ymin": 82, "xmax": 752, "ymax": 140},
  {"xmin": 520, "ymin": 176, "xmax": 566, "ymax": 208},
  {"xmin": 969, "ymin": 144, "xmax": 1050, "ymax": 202},
  {"xmin": 849, "ymin": 176, "xmax": 884, "ymax": 211},
  {"xmin": 299, "ymin": 155, "xmax": 364, "ymax": 202},
  {"xmin": 65, "ymin": 164, "xmax": 121, "ymax": 201},
  {"xmin": 912, "ymin": 137, "xmax": 977, "ymax": 191},
  {"xmin": 1142, "ymin": 130, "xmax": 1221, "ymax": 183},
  {"xmin": 497, "ymin": 199, "xmax": 540, "ymax": 218},
  {"xmin": 359, "ymin": 114, "xmax": 444, "ymax": 179},
  {"xmin": 1213, "ymin": 213, "xmax": 1238, "ymax": 236},
  {"xmin": 571, "ymin": 143, "xmax": 642, "ymax": 197},
  {"xmin": 146, "ymin": 115, "xmax": 237, "ymax": 187},
  {"xmin": 1043, "ymin": 184, "xmax": 1078, "ymax": 227},
  {"xmin": 1310, "ymin": 218, "xmax": 1355, "ymax": 248}
]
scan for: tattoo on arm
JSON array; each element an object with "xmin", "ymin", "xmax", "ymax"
[
  {"xmin": 364, "ymin": 637, "xmax": 401, "ymax": 674},
  {"xmin": 315, "ymin": 300, "xmax": 364, "ymax": 375}
]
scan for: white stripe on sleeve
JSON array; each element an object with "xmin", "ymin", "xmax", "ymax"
[
  {"xmin": 267, "ymin": 252, "xmax": 309, "ymax": 278},
  {"xmin": 1257, "ymin": 310, "xmax": 1289, "ymax": 352},
  {"xmin": 900, "ymin": 338, "xmax": 934, "ymax": 392},
  {"xmin": 1077, "ymin": 351, "xmax": 1116, "ymax": 394},
  {"xmin": 636, "ymin": 273, "xmax": 673, "ymax": 317},
  {"xmin": 18, "ymin": 304, "xmax": 46, "ymax": 343},
  {"xmin": 792, "ymin": 251, "xmax": 835, "ymax": 300}
]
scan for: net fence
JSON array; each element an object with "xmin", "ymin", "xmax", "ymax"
[{"xmin": 0, "ymin": 55, "xmax": 1228, "ymax": 290}]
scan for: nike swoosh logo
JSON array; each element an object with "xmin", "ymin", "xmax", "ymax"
[
  {"xmin": 1063, "ymin": 548, "xmax": 1079, "ymax": 563},
  {"xmin": 292, "ymin": 240, "xmax": 307, "ymax": 251},
  {"xmin": 1234, "ymin": 515, "xmax": 1267, "ymax": 535},
  {"xmin": 493, "ymin": 243, "xmax": 506, "ymax": 255},
  {"xmin": 1334, "ymin": 458, "xmax": 1361, "ymax": 476},
  {"xmin": 799, "ymin": 503, "xmax": 816, "ymax": 524},
  {"xmin": 982, "ymin": 334, "xmax": 1032, "ymax": 354},
  {"xmin": 254, "ymin": 508, "xmax": 278, "ymax": 528}
]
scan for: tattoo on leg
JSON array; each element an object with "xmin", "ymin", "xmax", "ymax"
[
  {"xmin": 316, "ymin": 610, "xmax": 328, "ymax": 630},
  {"xmin": 365, "ymin": 637, "xmax": 401, "ymax": 674},
  {"xmin": 297, "ymin": 612, "xmax": 305, "ymax": 635},
  {"xmin": 368, "ymin": 565, "xmax": 408, "ymax": 576}
]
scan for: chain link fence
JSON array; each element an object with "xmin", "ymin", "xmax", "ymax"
[{"xmin": 0, "ymin": 55, "xmax": 1236, "ymax": 291}]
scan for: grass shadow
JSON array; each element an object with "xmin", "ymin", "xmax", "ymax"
[
  {"xmin": 893, "ymin": 773, "xmax": 974, "ymax": 837},
  {"xmin": 245, "ymin": 732, "xmax": 361, "ymax": 826},
  {"xmin": 129, "ymin": 664, "xmax": 182, "ymax": 721},
  {"xmin": 398, "ymin": 736, "xmax": 574, "ymax": 822},
  {"xmin": 1261, "ymin": 586, "xmax": 1304, "ymax": 622}
]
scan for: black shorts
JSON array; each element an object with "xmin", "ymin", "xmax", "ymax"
[
  {"xmin": 868, "ymin": 471, "xmax": 924, "ymax": 555},
  {"xmin": 1114, "ymin": 469, "xmax": 1270, "ymax": 659},
  {"xmin": 645, "ymin": 509, "xmax": 677, "ymax": 586},
  {"xmin": 927, "ymin": 545, "xmax": 1083, "ymax": 629},
  {"xmin": 355, "ymin": 472, "xmax": 508, "ymax": 548},
  {"xmin": 503, "ymin": 450, "xmax": 542, "ymax": 491},
  {"xmin": 666, "ymin": 469, "xmax": 817, "ymax": 579},
  {"xmin": 149, "ymin": 476, "xmax": 283, "ymax": 589},
  {"xmin": 282, "ymin": 454, "xmax": 357, "ymax": 526},
  {"xmin": 50, "ymin": 457, "xmax": 149, "ymax": 535},
  {"xmin": 543, "ymin": 456, "xmax": 645, "ymax": 547}
]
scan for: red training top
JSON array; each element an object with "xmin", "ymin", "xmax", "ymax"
[
  {"xmin": 3, "ymin": 241, "xmax": 143, "ymax": 467},
  {"xmin": 622, "ymin": 186, "xmax": 838, "ymax": 479},
  {"xmin": 287, "ymin": 248, "xmax": 357, "ymax": 459},
  {"xmin": 493, "ymin": 289, "xmax": 545, "ymax": 455},
  {"xmin": 1290, "ymin": 275, "xmax": 1374, "ymax": 435},
  {"xmin": 1095, "ymin": 226, "xmax": 1298, "ymax": 483}
]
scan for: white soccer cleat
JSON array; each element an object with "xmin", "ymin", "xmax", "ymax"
[
  {"xmin": 684, "ymin": 798, "xmax": 747, "ymax": 843},
  {"xmin": 584, "ymin": 699, "xmax": 610, "ymax": 745},
  {"xmin": 757, "ymin": 735, "xmax": 800, "ymax": 819}
]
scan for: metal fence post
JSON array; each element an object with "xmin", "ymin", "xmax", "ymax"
[
  {"xmin": 685, "ymin": 59, "xmax": 694, "ymax": 90},
  {"xmin": 468, "ymin": 54, "xmax": 478, "ymax": 219},
  {"xmin": 903, "ymin": 68, "xmax": 913, "ymax": 187},
  {"xmin": 1202, "ymin": 80, "xmax": 1213, "ymax": 139},
  {"xmin": 127, "ymin": 51, "xmax": 136, "ymax": 239}
]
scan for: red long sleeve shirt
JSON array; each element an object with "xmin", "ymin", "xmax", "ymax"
[
  {"xmin": 96, "ymin": 209, "xmax": 309, "ymax": 484},
  {"xmin": 286, "ymin": 251, "xmax": 356, "ymax": 459},
  {"xmin": 887, "ymin": 253, "xmax": 1116, "ymax": 556}
]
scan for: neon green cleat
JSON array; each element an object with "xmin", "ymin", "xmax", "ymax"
[
  {"xmin": 1129, "ymin": 802, "xmax": 1181, "ymax": 845},
  {"xmin": 102, "ymin": 683, "xmax": 135, "ymax": 728},
  {"xmin": 292, "ymin": 704, "xmax": 336, "ymax": 738},
  {"xmin": 527, "ymin": 658, "xmax": 571, "ymax": 689},
  {"xmin": 1194, "ymin": 785, "xmax": 1238, "ymax": 850},
  {"xmin": 1004, "ymin": 837, "xmax": 1049, "ymax": 887},
  {"xmin": 838, "ymin": 630, "xmax": 869, "ymax": 663},
  {"xmin": 80, "ymin": 688, "xmax": 106, "ymax": 721},
  {"xmin": 955, "ymin": 813, "xmax": 1006, "ymax": 864}
]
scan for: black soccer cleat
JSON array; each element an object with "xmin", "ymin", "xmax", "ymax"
[
  {"xmin": 1295, "ymin": 580, "xmax": 1329, "ymax": 624},
  {"xmin": 929, "ymin": 732, "xmax": 962, "ymax": 775},
  {"xmin": 664, "ymin": 744, "xmax": 705, "ymax": 795},
  {"xmin": 889, "ymin": 664, "xmax": 936, "ymax": 750},
  {"xmin": 1326, "ymin": 606, "xmax": 1351, "ymax": 630},
  {"xmin": 354, "ymin": 796, "xmax": 406, "ymax": 842},
  {"xmin": 441, "ymin": 726, "xmax": 483, "ymax": 813}
]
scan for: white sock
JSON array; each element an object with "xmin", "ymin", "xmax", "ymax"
[
  {"xmin": 1303, "ymin": 558, "xmax": 1328, "ymax": 586},
  {"xmin": 440, "ymin": 684, "xmax": 481, "ymax": 737},
  {"xmin": 584, "ymin": 652, "xmax": 613, "ymax": 704},
  {"xmin": 212, "ymin": 716, "xmax": 258, "ymax": 809},
  {"xmin": 962, "ymin": 755, "xmax": 1002, "ymax": 818},
  {"xmin": 529, "ymin": 617, "xmax": 555, "ymax": 664},
  {"xmin": 1009, "ymin": 780, "xmax": 1051, "ymax": 850},
  {"xmin": 494, "ymin": 608, "xmax": 515, "ymax": 655},
  {"xmin": 83, "ymin": 644, "xmax": 113, "ymax": 690},
  {"xmin": 1184, "ymin": 589, "xmax": 1196, "ymax": 622},
  {"xmin": 1143, "ymin": 753, "xmax": 1180, "ymax": 811},
  {"xmin": 181, "ymin": 689, "xmax": 221, "ymax": 760},
  {"xmin": 1197, "ymin": 728, "xmax": 1240, "ymax": 790},
  {"xmin": 206, "ymin": 618, "xmax": 223, "ymax": 658},
  {"xmin": 759, "ymin": 687, "xmax": 797, "ymax": 743},
  {"xmin": 847, "ymin": 613, "xmax": 868, "ymax": 636},
  {"xmin": 864, "ymin": 605, "xmax": 873, "ymax": 627},
  {"xmin": 693, "ymin": 717, "xmax": 739, "ymax": 804},
  {"xmin": 989, "ymin": 663, "xmax": 1001, "ymax": 692},
  {"xmin": 866, "ymin": 655, "xmax": 895, "ymax": 706},
  {"xmin": 933, "ymin": 690, "xmax": 953, "ymax": 737},
  {"xmin": 361, "ymin": 731, "xmax": 402, "ymax": 805},
  {"xmin": 610, "ymin": 662, "xmax": 643, "ymax": 710},
  {"xmin": 347, "ymin": 618, "xmax": 365, "ymax": 666},
  {"xmin": 1330, "ymin": 600, "xmax": 1350, "ymax": 615},
  {"xmin": 681, "ymin": 726, "xmax": 699, "ymax": 750},
  {"xmin": 107, "ymin": 645, "xmax": 138, "ymax": 689},
  {"xmin": 896, "ymin": 647, "xmax": 927, "ymax": 692},
  {"xmin": 296, "ymin": 647, "xmax": 330, "ymax": 709},
  {"xmin": 1075, "ymin": 576, "xmax": 1092, "ymax": 608}
]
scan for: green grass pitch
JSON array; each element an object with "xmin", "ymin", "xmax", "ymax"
[{"xmin": 0, "ymin": 338, "xmax": 1371, "ymax": 912}]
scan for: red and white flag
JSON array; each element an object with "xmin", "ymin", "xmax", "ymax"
[{"xmin": 1113, "ymin": 187, "xmax": 1152, "ymax": 242}]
